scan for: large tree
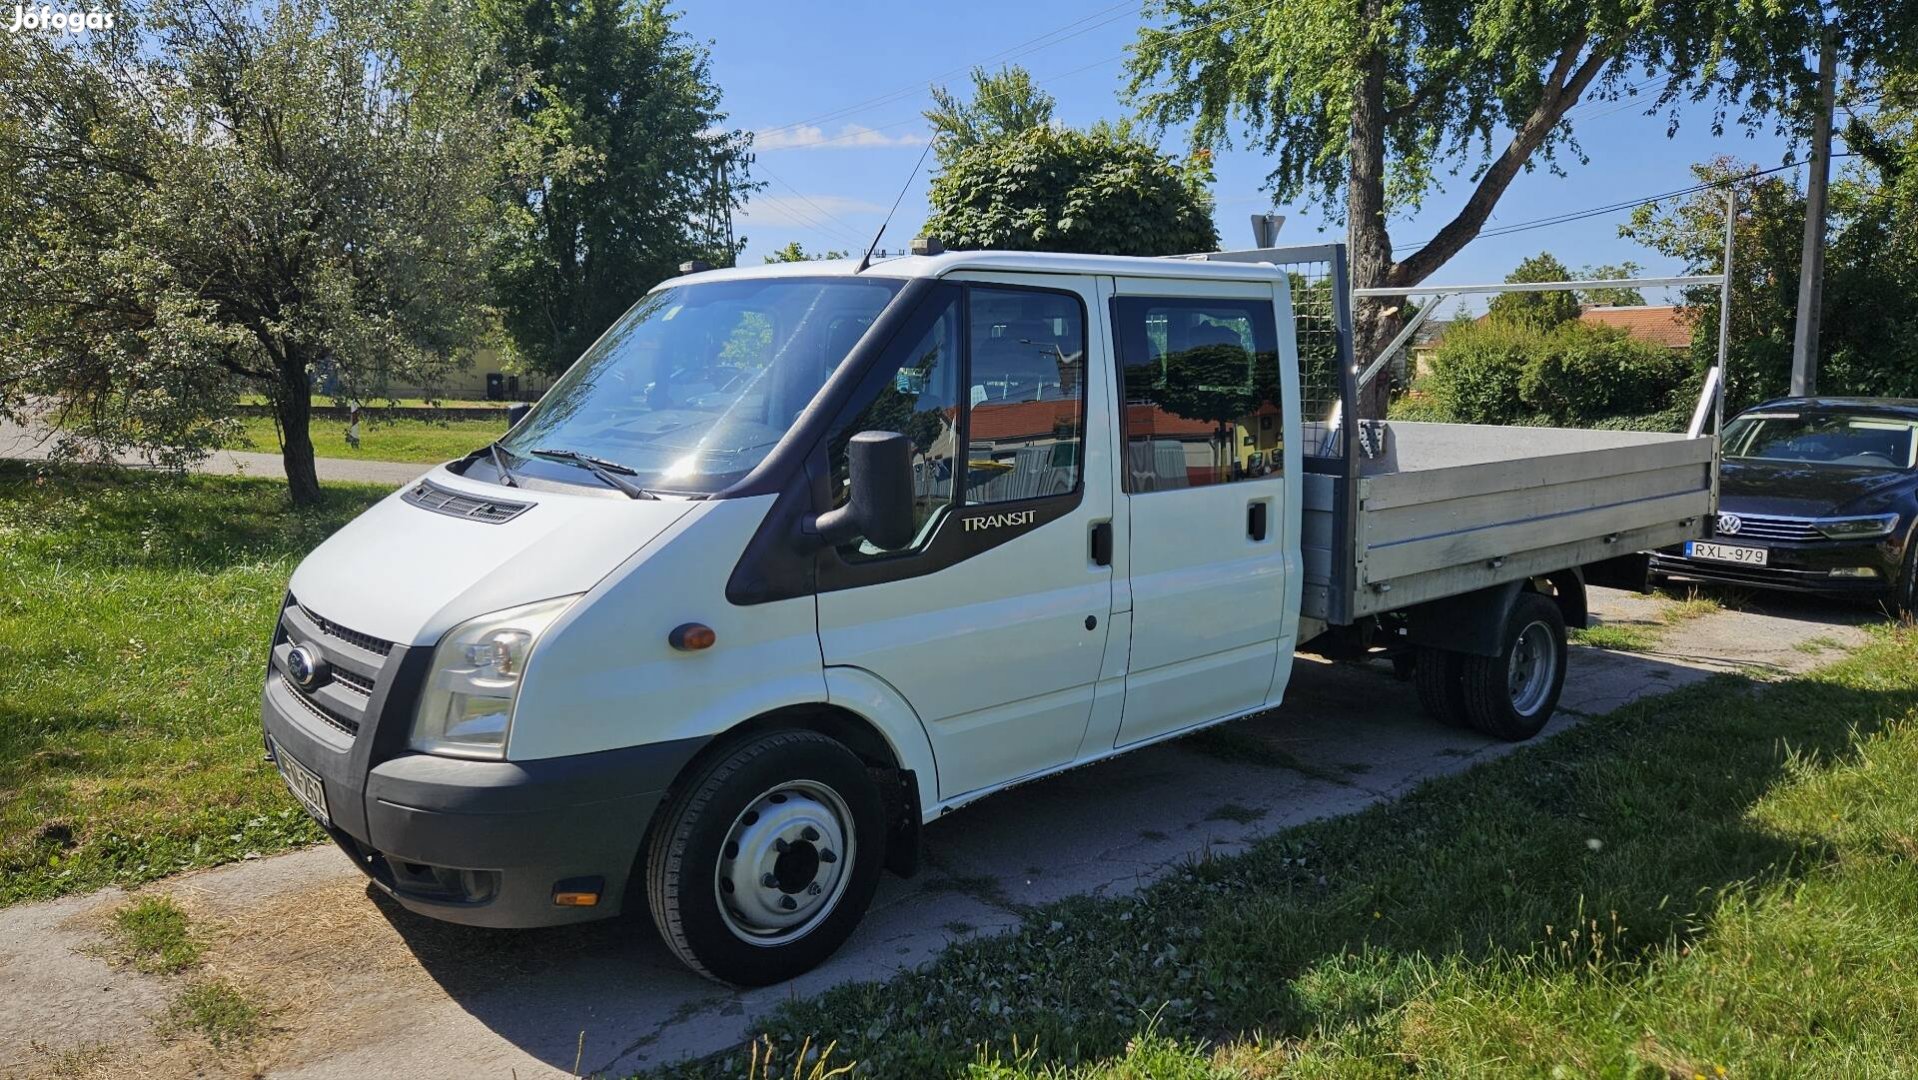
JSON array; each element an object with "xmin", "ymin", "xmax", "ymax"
[
  {"xmin": 1128, "ymin": 0, "xmax": 1918, "ymax": 416},
  {"xmin": 482, "ymin": 0, "xmax": 753, "ymax": 375},
  {"xmin": 925, "ymin": 123, "xmax": 1219, "ymax": 256},
  {"xmin": 1626, "ymin": 136, "xmax": 1918, "ymax": 406},
  {"xmin": 925, "ymin": 65, "xmax": 1057, "ymax": 167},
  {"xmin": 0, "ymin": 0, "xmax": 510, "ymax": 503}
]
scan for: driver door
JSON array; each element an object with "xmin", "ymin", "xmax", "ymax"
[{"xmin": 815, "ymin": 275, "xmax": 1116, "ymax": 800}]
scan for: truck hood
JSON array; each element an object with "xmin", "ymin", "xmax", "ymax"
[
  {"xmin": 288, "ymin": 465, "xmax": 697, "ymax": 646},
  {"xmin": 1720, "ymin": 458, "xmax": 1915, "ymax": 518}
]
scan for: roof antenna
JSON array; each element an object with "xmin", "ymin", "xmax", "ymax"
[{"xmin": 857, "ymin": 137, "xmax": 936, "ymax": 273}]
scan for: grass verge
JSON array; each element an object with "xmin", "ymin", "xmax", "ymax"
[
  {"xmin": 164, "ymin": 978, "xmax": 266, "ymax": 1049},
  {"xmin": 653, "ymin": 627, "xmax": 1918, "ymax": 1078},
  {"xmin": 105, "ymin": 895, "xmax": 203, "ymax": 974},
  {"xmin": 1567, "ymin": 622, "xmax": 1661, "ymax": 652},
  {"xmin": 0, "ymin": 461, "xmax": 388, "ymax": 906},
  {"xmin": 225, "ymin": 413, "xmax": 504, "ymax": 464}
]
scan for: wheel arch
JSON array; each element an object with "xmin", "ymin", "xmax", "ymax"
[{"xmin": 643, "ymin": 696, "xmax": 930, "ymax": 887}]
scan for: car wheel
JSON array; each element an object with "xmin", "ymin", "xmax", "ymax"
[
  {"xmin": 1895, "ymin": 540, "xmax": 1918, "ymax": 619},
  {"xmin": 644, "ymin": 730, "xmax": 885, "ymax": 986},
  {"xmin": 1459, "ymin": 593, "xmax": 1567, "ymax": 742},
  {"xmin": 1414, "ymin": 646, "xmax": 1470, "ymax": 728}
]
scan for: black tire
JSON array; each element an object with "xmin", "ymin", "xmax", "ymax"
[
  {"xmin": 644, "ymin": 730, "xmax": 885, "ymax": 986},
  {"xmin": 1893, "ymin": 540, "xmax": 1918, "ymax": 619},
  {"xmin": 1460, "ymin": 592, "xmax": 1567, "ymax": 741},
  {"xmin": 1413, "ymin": 646, "xmax": 1470, "ymax": 728}
]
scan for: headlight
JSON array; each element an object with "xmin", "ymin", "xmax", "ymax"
[
  {"xmin": 412, "ymin": 596, "xmax": 578, "ymax": 759},
  {"xmin": 1814, "ymin": 514, "xmax": 1900, "ymax": 540}
]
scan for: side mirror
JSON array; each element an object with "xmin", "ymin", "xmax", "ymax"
[
  {"xmin": 506, "ymin": 402, "xmax": 532, "ymax": 428},
  {"xmin": 811, "ymin": 431, "xmax": 916, "ymax": 550}
]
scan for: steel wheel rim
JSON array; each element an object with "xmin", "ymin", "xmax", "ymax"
[
  {"xmin": 715, "ymin": 779, "xmax": 855, "ymax": 947},
  {"xmin": 1508, "ymin": 620, "xmax": 1557, "ymax": 716}
]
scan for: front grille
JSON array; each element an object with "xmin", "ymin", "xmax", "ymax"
[
  {"xmin": 275, "ymin": 596, "xmax": 394, "ymax": 740},
  {"xmin": 330, "ymin": 665, "xmax": 376, "ymax": 695},
  {"xmin": 1721, "ymin": 514, "xmax": 1821, "ymax": 543},
  {"xmin": 402, "ymin": 478, "xmax": 532, "ymax": 524},
  {"xmin": 298, "ymin": 602, "xmax": 393, "ymax": 656},
  {"xmin": 282, "ymin": 674, "xmax": 360, "ymax": 736}
]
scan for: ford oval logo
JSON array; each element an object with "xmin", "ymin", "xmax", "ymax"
[
  {"xmin": 286, "ymin": 644, "xmax": 327, "ymax": 690},
  {"xmin": 1717, "ymin": 512, "xmax": 1742, "ymax": 536}
]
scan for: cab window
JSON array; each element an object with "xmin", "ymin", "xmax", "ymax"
[
  {"xmin": 1112, "ymin": 296, "xmax": 1282, "ymax": 491},
  {"xmin": 965, "ymin": 288, "xmax": 1087, "ymax": 504},
  {"xmin": 829, "ymin": 283, "xmax": 1088, "ymax": 559}
]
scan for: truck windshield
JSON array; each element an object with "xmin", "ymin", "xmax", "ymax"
[
  {"xmin": 500, "ymin": 276, "xmax": 904, "ymax": 495},
  {"xmin": 1723, "ymin": 410, "xmax": 1918, "ymax": 470}
]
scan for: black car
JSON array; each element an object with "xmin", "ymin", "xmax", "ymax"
[{"xmin": 1652, "ymin": 397, "xmax": 1918, "ymax": 611}]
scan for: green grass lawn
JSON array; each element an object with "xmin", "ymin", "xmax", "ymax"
[
  {"xmin": 663, "ymin": 630, "xmax": 1918, "ymax": 1078},
  {"xmin": 0, "ymin": 461, "xmax": 388, "ymax": 906},
  {"xmin": 225, "ymin": 414, "xmax": 505, "ymax": 464},
  {"xmin": 237, "ymin": 393, "xmax": 510, "ymax": 410}
]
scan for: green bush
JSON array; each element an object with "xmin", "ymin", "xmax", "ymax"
[
  {"xmin": 1422, "ymin": 319, "xmax": 1533, "ymax": 424},
  {"xmin": 1521, "ymin": 323, "xmax": 1690, "ymax": 425},
  {"xmin": 1423, "ymin": 319, "xmax": 1690, "ymax": 426}
]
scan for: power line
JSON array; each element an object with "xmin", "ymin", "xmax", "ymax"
[
  {"xmin": 751, "ymin": 163, "xmax": 870, "ymax": 246},
  {"xmin": 1395, "ymin": 157, "xmax": 1846, "ymax": 255}
]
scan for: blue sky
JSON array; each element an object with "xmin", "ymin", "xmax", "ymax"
[{"xmin": 678, "ymin": 1, "xmax": 1811, "ymax": 306}]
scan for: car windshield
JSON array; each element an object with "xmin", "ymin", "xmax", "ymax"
[
  {"xmin": 1723, "ymin": 410, "xmax": 1918, "ymax": 470},
  {"xmin": 500, "ymin": 277, "xmax": 903, "ymax": 494}
]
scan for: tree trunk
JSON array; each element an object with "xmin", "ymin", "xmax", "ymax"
[
  {"xmin": 274, "ymin": 353, "xmax": 323, "ymax": 506},
  {"xmin": 1346, "ymin": 13, "xmax": 1403, "ymax": 421}
]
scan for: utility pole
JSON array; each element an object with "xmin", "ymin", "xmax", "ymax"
[{"xmin": 1791, "ymin": 25, "xmax": 1838, "ymax": 397}]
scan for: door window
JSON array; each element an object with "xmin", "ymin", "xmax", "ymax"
[
  {"xmin": 827, "ymin": 284, "xmax": 1089, "ymax": 561},
  {"xmin": 829, "ymin": 296, "xmax": 962, "ymax": 560},
  {"xmin": 965, "ymin": 288, "xmax": 1087, "ymax": 503},
  {"xmin": 1112, "ymin": 296, "xmax": 1282, "ymax": 491}
]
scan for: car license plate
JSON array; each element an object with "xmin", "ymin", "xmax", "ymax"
[
  {"xmin": 1686, "ymin": 541, "xmax": 1768, "ymax": 566},
  {"xmin": 271, "ymin": 738, "xmax": 330, "ymax": 827}
]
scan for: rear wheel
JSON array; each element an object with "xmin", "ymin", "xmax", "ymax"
[
  {"xmin": 644, "ymin": 730, "xmax": 885, "ymax": 986},
  {"xmin": 1414, "ymin": 646, "xmax": 1469, "ymax": 728},
  {"xmin": 1459, "ymin": 593, "xmax": 1567, "ymax": 741}
]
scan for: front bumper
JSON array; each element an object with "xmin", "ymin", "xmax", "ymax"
[
  {"xmin": 1650, "ymin": 537, "xmax": 1900, "ymax": 597},
  {"xmin": 262, "ymin": 646, "xmax": 706, "ymax": 929}
]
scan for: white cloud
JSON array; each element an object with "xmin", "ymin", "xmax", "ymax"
[
  {"xmin": 753, "ymin": 123, "xmax": 929, "ymax": 152},
  {"xmin": 737, "ymin": 194, "xmax": 889, "ymax": 229}
]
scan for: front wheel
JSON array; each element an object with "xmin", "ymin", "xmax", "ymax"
[
  {"xmin": 643, "ymin": 730, "xmax": 885, "ymax": 986},
  {"xmin": 1459, "ymin": 592, "xmax": 1567, "ymax": 741}
]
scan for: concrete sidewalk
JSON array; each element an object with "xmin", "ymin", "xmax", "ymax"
[
  {"xmin": 0, "ymin": 589, "xmax": 1875, "ymax": 1079},
  {"xmin": 0, "ymin": 418, "xmax": 427, "ymax": 487}
]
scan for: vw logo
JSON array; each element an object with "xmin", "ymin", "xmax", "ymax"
[
  {"xmin": 1717, "ymin": 512, "xmax": 1742, "ymax": 536},
  {"xmin": 286, "ymin": 644, "xmax": 328, "ymax": 690}
]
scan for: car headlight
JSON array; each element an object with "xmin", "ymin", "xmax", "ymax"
[
  {"xmin": 412, "ymin": 595, "xmax": 579, "ymax": 759},
  {"xmin": 1814, "ymin": 514, "xmax": 1900, "ymax": 540}
]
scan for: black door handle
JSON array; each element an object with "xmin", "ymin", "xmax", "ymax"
[
  {"xmin": 1247, "ymin": 502, "xmax": 1268, "ymax": 542},
  {"xmin": 1090, "ymin": 522, "xmax": 1113, "ymax": 566}
]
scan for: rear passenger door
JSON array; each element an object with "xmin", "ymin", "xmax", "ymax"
[
  {"xmin": 815, "ymin": 276, "xmax": 1116, "ymax": 800},
  {"xmin": 1110, "ymin": 281, "xmax": 1290, "ymax": 746}
]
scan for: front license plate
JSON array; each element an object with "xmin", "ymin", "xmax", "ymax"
[
  {"xmin": 1686, "ymin": 541, "xmax": 1768, "ymax": 566},
  {"xmin": 271, "ymin": 738, "xmax": 330, "ymax": 827}
]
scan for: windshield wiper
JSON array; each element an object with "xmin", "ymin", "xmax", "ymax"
[
  {"xmin": 487, "ymin": 442, "xmax": 520, "ymax": 488},
  {"xmin": 530, "ymin": 447, "xmax": 658, "ymax": 499}
]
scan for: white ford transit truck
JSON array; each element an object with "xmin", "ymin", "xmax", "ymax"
[{"xmin": 261, "ymin": 243, "xmax": 1716, "ymax": 984}]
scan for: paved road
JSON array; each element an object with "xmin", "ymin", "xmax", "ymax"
[
  {"xmin": 0, "ymin": 590, "xmax": 1875, "ymax": 1079},
  {"xmin": 0, "ymin": 418, "xmax": 427, "ymax": 487}
]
